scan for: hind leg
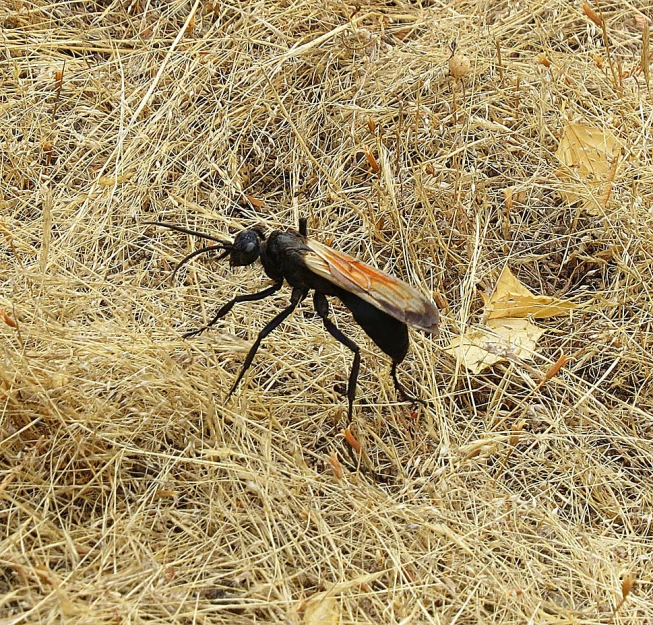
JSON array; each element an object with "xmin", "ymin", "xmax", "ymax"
[
  {"xmin": 391, "ymin": 362, "xmax": 429, "ymax": 408},
  {"xmin": 313, "ymin": 292, "xmax": 360, "ymax": 423}
]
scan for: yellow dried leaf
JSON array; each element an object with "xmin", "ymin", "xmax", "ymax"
[
  {"xmin": 555, "ymin": 123, "xmax": 618, "ymax": 179},
  {"xmin": 555, "ymin": 123, "xmax": 620, "ymax": 211},
  {"xmin": 486, "ymin": 267, "xmax": 577, "ymax": 319},
  {"xmin": 304, "ymin": 593, "xmax": 339, "ymax": 625},
  {"xmin": 444, "ymin": 318, "xmax": 545, "ymax": 374}
]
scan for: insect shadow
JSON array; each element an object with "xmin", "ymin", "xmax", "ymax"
[{"xmin": 146, "ymin": 218, "xmax": 439, "ymax": 422}]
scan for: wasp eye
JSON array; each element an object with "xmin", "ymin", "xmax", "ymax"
[{"xmin": 230, "ymin": 230, "xmax": 261, "ymax": 266}]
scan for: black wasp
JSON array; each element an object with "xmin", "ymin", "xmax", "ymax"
[{"xmin": 147, "ymin": 218, "xmax": 439, "ymax": 421}]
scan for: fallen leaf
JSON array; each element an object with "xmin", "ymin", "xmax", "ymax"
[
  {"xmin": 444, "ymin": 318, "xmax": 545, "ymax": 374},
  {"xmin": 555, "ymin": 123, "xmax": 618, "ymax": 178},
  {"xmin": 448, "ymin": 268, "xmax": 577, "ymax": 373},
  {"xmin": 555, "ymin": 123, "xmax": 620, "ymax": 211},
  {"xmin": 304, "ymin": 593, "xmax": 339, "ymax": 625},
  {"xmin": 485, "ymin": 267, "xmax": 577, "ymax": 319}
]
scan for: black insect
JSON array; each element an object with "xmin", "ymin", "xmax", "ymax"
[{"xmin": 147, "ymin": 218, "xmax": 439, "ymax": 421}]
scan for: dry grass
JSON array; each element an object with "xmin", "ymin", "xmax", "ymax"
[{"xmin": 2, "ymin": 1, "xmax": 653, "ymax": 623}]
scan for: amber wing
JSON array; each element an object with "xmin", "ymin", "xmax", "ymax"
[{"xmin": 303, "ymin": 238, "xmax": 439, "ymax": 334}]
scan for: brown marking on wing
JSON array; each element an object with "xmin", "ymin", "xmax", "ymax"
[{"xmin": 303, "ymin": 238, "xmax": 439, "ymax": 334}]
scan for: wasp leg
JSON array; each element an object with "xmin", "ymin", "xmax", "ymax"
[
  {"xmin": 184, "ymin": 282, "xmax": 283, "ymax": 338},
  {"xmin": 226, "ymin": 287, "xmax": 306, "ymax": 399},
  {"xmin": 313, "ymin": 292, "xmax": 361, "ymax": 423},
  {"xmin": 391, "ymin": 362, "xmax": 429, "ymax": 408}
]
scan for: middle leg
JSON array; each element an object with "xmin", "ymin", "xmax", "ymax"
[{"xmin": 227, "ymin": 287, "xmax": 306, "ymax": 399}]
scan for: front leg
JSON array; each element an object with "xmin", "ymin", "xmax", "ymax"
[{"xmin": 184, "ymin": 281, "xmax": 282, "ymax": 338}]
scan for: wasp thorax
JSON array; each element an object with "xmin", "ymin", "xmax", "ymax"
[{"xmin": 230, "ymin": 229, "xmax": 262, "ymax": 266}]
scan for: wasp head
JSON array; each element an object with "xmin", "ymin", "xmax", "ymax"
[{"xmin": 230, "ymin": 228, "xmax": 264, "ymax": 266}]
